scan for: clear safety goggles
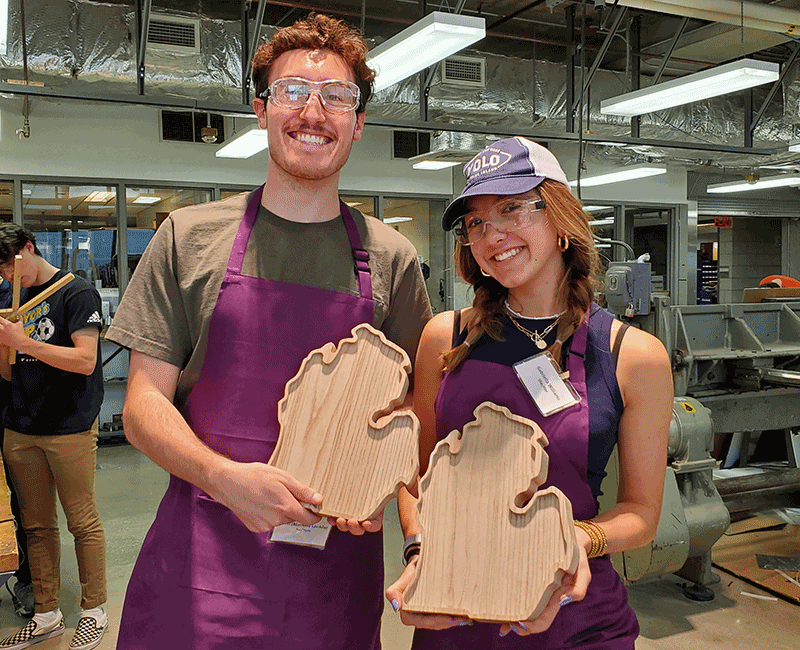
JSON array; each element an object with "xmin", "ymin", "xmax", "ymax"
[
  {"xmin": 260, "ymin": 77, "xmax": 361, "ymax": 113},
  {"xmin": 453, "ymin": 198, "xmax": 547, "ymax": 245}
]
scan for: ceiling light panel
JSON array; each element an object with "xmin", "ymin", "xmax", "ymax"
[
  {"xmin": 600, "ymin": 59, "xmax": 779, "ymax": 117},
  {"xmin": 368, "ymin": 12, "xmax": 485, "ymax": 92},
  {"xmin": 706, "ymin": 174, "xmax": 800, "ymax": 193},
  {"xmin": 216, "ymin": 126, "xmax": 269, "ymax": 158},
  {"xmin": 570, "ymin": 165, "xmax": 667, "ymax": 188}
]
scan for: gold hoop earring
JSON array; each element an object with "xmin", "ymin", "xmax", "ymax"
[
  {"xmin": 480, "ymin": 268, "xmax": 491, "ymax": 277},
  {"xmin": 558, "ymin": 235, "xmax": 569, "ymax": 252}
]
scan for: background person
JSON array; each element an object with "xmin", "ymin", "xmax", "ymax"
[
  {"xmin": 0, "ymin": 224, "xmax": 107, "ymax": 650},
  {"xmin": 105, "ymin": 13, "xmax": 431, "ymax": 650},
  {"xmin": 387, "ymin": 137, "xmax": 673, "ymax": 649}
]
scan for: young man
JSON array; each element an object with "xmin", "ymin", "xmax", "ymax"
[
  {"xmin": 0, "ymin": 225, "xmax": 107, "ymax": 650},
  {"xmin": 106, "ymin": 13, "xmax": 432, "ymax": 650}
]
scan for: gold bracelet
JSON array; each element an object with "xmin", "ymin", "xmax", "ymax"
[{"xmin": 574, "ymin": 520, "xmax": 608, "ymax": 558}]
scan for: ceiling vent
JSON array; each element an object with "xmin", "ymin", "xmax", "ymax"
[
  {"xmin": 161, "ymin": 111, "xmax": 225, "ymax": 144},
  {"xmin": 147, "ymin": 15, "xmax": 200, "ymax": 53},
  {"xmin": 442, "ymin": 56, "xmax": 485, "ymax": 88},
  {"xmin": 393, "ymin": 131, "xmax": 431, "ymax": 159}
]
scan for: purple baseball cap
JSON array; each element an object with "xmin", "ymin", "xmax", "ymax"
[{"xmin": 441, "ymin": 136, "xmax": 571, "ymax": 231}]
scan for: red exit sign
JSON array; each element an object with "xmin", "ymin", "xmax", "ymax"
[{"xmin": 714, "ymin": 216, "xmax": 732, "ymax": 228}]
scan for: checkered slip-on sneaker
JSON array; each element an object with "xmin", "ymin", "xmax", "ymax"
[
  {"xmin": 68, "ymin": 613, "xmax": 108, "ymax": 650},
  {"xmin": 0, "ymin": 616, "xmax": 65, "ymax": 649}
]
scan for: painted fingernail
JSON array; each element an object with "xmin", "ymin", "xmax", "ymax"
[
  {"xmin": 517, "ymin": 621, "xmax": 528, "ymax": 630},
  {"xmin": 457, "ymin": 621, "xmax": 472, "ymax": 626},
  {"xmin": 391, "ymin": 599, "xmax": 400, "ymax": 612},
  {"xmin": 559, "ymin": 595, "xmax": 573, "ymax": 607},
  {"xmin": 499, "ymin": 629, "xmax": 509, "ymax": 637}
]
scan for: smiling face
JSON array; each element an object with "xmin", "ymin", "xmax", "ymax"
[
  {"xmin": 253, "ymin": 48, "xmax": 365, "ymax": 184},
  {"xmin": 466, "ymin": 190, "xmax": 566, "ymax": 303}
]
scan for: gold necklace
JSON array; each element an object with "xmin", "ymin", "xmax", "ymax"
[{"xmin": 506, "ymin": 312, "xmax": 559, "ymax": 350}]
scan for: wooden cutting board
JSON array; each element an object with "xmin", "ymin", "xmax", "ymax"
[
  {"xmin": 403, "ymin": 401, "xmax": 579, "ymax": 622},
  {"xmin": 269, "ymin": 323, "xmax": 419, "ymax": 521},
  {"xmin": 0, "ymin": 456, "xmax": 18, "ymax": 572}
]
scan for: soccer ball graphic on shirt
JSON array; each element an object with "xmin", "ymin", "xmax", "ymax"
[{"xmin": 34, "ymin": 318, "xmax": 56, "ymax": 342}]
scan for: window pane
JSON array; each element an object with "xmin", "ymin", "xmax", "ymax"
[{"xmin": 0, "ymin": 182, "xmax": 13, "ymax": 224}]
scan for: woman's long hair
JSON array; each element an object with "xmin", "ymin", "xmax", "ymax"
[{"xmin": 441, "ymin": 179, "xmax": 602, "ymax": 371}]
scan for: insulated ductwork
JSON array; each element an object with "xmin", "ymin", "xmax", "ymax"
[{"xmin": 2, "ymin": 0, "xmax": 800, "ymax": 172}]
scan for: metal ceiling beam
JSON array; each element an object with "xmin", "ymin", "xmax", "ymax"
[
  {"xmin": 651, "ymin": 15, "xmax": 689, "ymax": 86},
  {"xmin": 630, "ymin": 13, "xmax": 640, "ymax": 139},
  {"xmin": 488, "ymin": 0, "xmax": 547, "ymax": 31},
  {"xmin": 135, "ymin": 0, "xmax": 152, "ymax": 96},
  {"xmin": 0, "ymin": 84, "xmax": 785, "ymax": 156},
  {"xmin": 245, "ymin": 0, "xmax": 269, "ymax": 101},
  {"xmin": 571, "ymin": 3, "xmax": 627, "ymax": 115},
  {"xmin": 749, "ymin": 42, "xmax": 800, "ymax": 140}
]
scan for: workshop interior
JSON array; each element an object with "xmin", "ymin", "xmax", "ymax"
[{"xmin": 0, "ymin": 0, "xmax": 799, "ymax": 648}]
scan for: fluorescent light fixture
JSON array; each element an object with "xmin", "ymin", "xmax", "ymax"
[
  {"xmin": 384, "ymin": 217, "xmax": 413, "ymax": 224},
  {"xmin": 706, "ymin": 174, "xmax": 800, "ymax": 193},
  {"xmin": 589, "ymin": 218, "xmax": 615, "ymax": 227},
  {"xmin": 368, "ymin": 12, "xmax": 485, "ymax": 92},
  {"xmin": 0, "ymin": 0, "xmax": 8, "ymax": 57},
  {"xmin": 88, "ymin": 205, "xmax": 115, "ymax": 210},
  {"xmin": 86, "ymin": 190, "xmax": 114, "ymax": 203},
  {"xmin": 216, "ymin": 126, "xmax": 269, "ymax": 159},
  {"xmin": 412, "ymin": 160, "xmax": 461, "ymax": 171},
  {"xmin": 600, "ymin": 59, "xmax": 779, "ymax": 117},
  {"xmin": 582, "ymin": 205, "xmax": 613, "ymax": 212},
  {"xmin": 133, "ymin": 196, "xmax": 162, "ymax": 204},
  {"xmin": 25, "ymin": 205, "xmax": 64, "ymax": 211},
  {"xmin": 570, "ymin": 164, "xmax": 667, "ymax": 188}
]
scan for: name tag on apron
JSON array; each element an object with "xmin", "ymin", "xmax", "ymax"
[
  {"xmin": 513, "ymin": 351, "xmax": 581, "ymax": 417},
  {"xmin": 271, "ymin": 519, "xmax": 332, "ymax": 549}
]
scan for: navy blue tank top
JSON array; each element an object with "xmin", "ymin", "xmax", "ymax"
[{"xmin": 454, "ymin": 303, "xmax": 625, "ymax": 501}]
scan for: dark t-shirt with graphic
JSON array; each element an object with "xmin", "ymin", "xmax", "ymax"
[{"xmin": 4, "ymin": 269, "xmax": 104, "ymax": 435}]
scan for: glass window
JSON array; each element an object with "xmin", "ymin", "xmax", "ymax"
[
  {"xmin": 22, "ymin": 183, "xmax": 117, "ymax": 287},
  {"xmin": 382, "ymin": 197, "xmax": 447, "ymax": 313},
  {"xmin": 341, "ymin": 196, "xmax": 376, "ymax": 218},
  {"xmin": 0, "ymin": 182, "xmax": 13, "ymax": 224}
]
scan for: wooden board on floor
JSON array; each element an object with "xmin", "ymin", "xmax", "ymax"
[
  {"xmin": 269, "ymin": 323, "xmax": 419, "ymax": 521},
  {"xmin": 713, "ymin": 516, "xmax": 800, "ymax": 603},
  {"xmin": 0, "ymin": 458, "xmax": 18, "ymax": 572},
  {"xmin": 403, "ymin": 402, "xmax": 579, "ymax": 622}
]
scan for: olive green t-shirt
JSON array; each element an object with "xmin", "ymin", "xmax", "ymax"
[{"xmin": 106, "ymin": 191, "xmax": 432, "ymax": 407}]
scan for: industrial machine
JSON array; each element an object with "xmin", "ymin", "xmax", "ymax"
[{"xmin": 604, "ymin": 261, "xmax": 800, "ymax": 598}]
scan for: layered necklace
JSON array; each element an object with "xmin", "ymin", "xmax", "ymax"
[{"xmin": 505, "ymin": 301, "xmax": 563, "ymax": 350}]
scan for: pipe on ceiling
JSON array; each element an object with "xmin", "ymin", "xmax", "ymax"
[{"xmin": 610, "ymin": 0, "xmax": 800, "ymax": 35}]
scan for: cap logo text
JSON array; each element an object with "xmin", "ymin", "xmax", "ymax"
[{"xmin": 465, "ymin": 150, "xmax": 513, "ymax": 179}]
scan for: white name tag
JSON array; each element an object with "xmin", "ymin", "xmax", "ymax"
[
  {"xmin": 271, "ymin": 519, "xmax": 332, "ymax": 549},
  {"xmin": 513, "ymin": 351, "xmax": 580, "ymax": 417}
]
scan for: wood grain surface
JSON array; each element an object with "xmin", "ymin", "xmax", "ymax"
[
  {"xmin": 0, "ymin": 455, "xmax": 18, "ymax": 572},
  {"xmin": 269, "ymin": 323, "xmax": 419, "ymax": 521},
  {"xmin": 403, "ymin": 401, "xmax": 579, "ymax": 622}
]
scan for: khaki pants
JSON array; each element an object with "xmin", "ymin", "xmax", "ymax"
[{"xmin": 3, "ymin": 424, "xmax": 107, "ymax": 612}]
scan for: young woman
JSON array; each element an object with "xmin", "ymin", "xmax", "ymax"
[{"xmin": 387, "ymin": 137, "xmax": 673, "ymax": 649}]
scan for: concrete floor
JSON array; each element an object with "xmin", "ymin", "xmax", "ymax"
[{"xmin": 0, "ymin": 441, "xmax": 796, "ymax": 649}]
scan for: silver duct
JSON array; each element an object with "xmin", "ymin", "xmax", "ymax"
[{"xmin": 2, "ymin": 0, "xmax": 799, "ymax": 171}]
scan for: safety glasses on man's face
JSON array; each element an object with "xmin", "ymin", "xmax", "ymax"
[
  {"xmin": 259, "ymin": 77, "xmax": 361, "ymax": 114},
  {"xmin": 453, "ymin": 198, "xmax": 546, "ymax": 246}
]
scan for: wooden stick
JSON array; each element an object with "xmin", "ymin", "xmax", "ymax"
[
  {"xmin": 8, "ymin": 256, "xmax": 21, "ymax": 365},
  {"xmin": 9, "ymin": 274, "xmax": 75, "ymax": 323}
]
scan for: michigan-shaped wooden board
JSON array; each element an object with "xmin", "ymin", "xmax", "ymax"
[
  {"xmin": 269, "ymin": 323, "xmax": 419, "ymax": 521},
  {"xmin": 403, "ymin": 402, "xmax": 579, "ymax": 623}
]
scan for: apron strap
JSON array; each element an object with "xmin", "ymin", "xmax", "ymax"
[
  {"xmin": 340, "ymin": 200, "xmax": 373, "ymax": 302},
  {"xmin": 227, "ymin": 186, "xmax": 264, "ymax": 274},
  {"xmin": 227, "ymin": 189, "xmax": 374, "ymax": 308}
]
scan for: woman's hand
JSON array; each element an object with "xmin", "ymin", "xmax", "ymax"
[
  {"xmin": 385, "ymin": 557, "xmax": 472, "ymax": 630},
  {"xmin": 498, "ymin": 538, "xmax": 591, "ymax": 637}
]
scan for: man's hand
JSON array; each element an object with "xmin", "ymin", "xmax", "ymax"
[
  {"xmin": 209, "ymin": 460, "xmax": 324, "ymax": 532},
  {"xmin": 0, "ymin": 318, "xmax": 28, "ymax": 352},
  {"xmin": 328, "ymin": 510, "xmax": 384, "ymax": 536}
]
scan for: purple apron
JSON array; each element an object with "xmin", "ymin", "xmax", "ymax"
[
  {"xmin": 117, "ymin": 186, "xmax": 383, "ymax": 650},
  {"xmin": 411, "ymin": 313, "xmax": 638, "ymax": 650}
]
